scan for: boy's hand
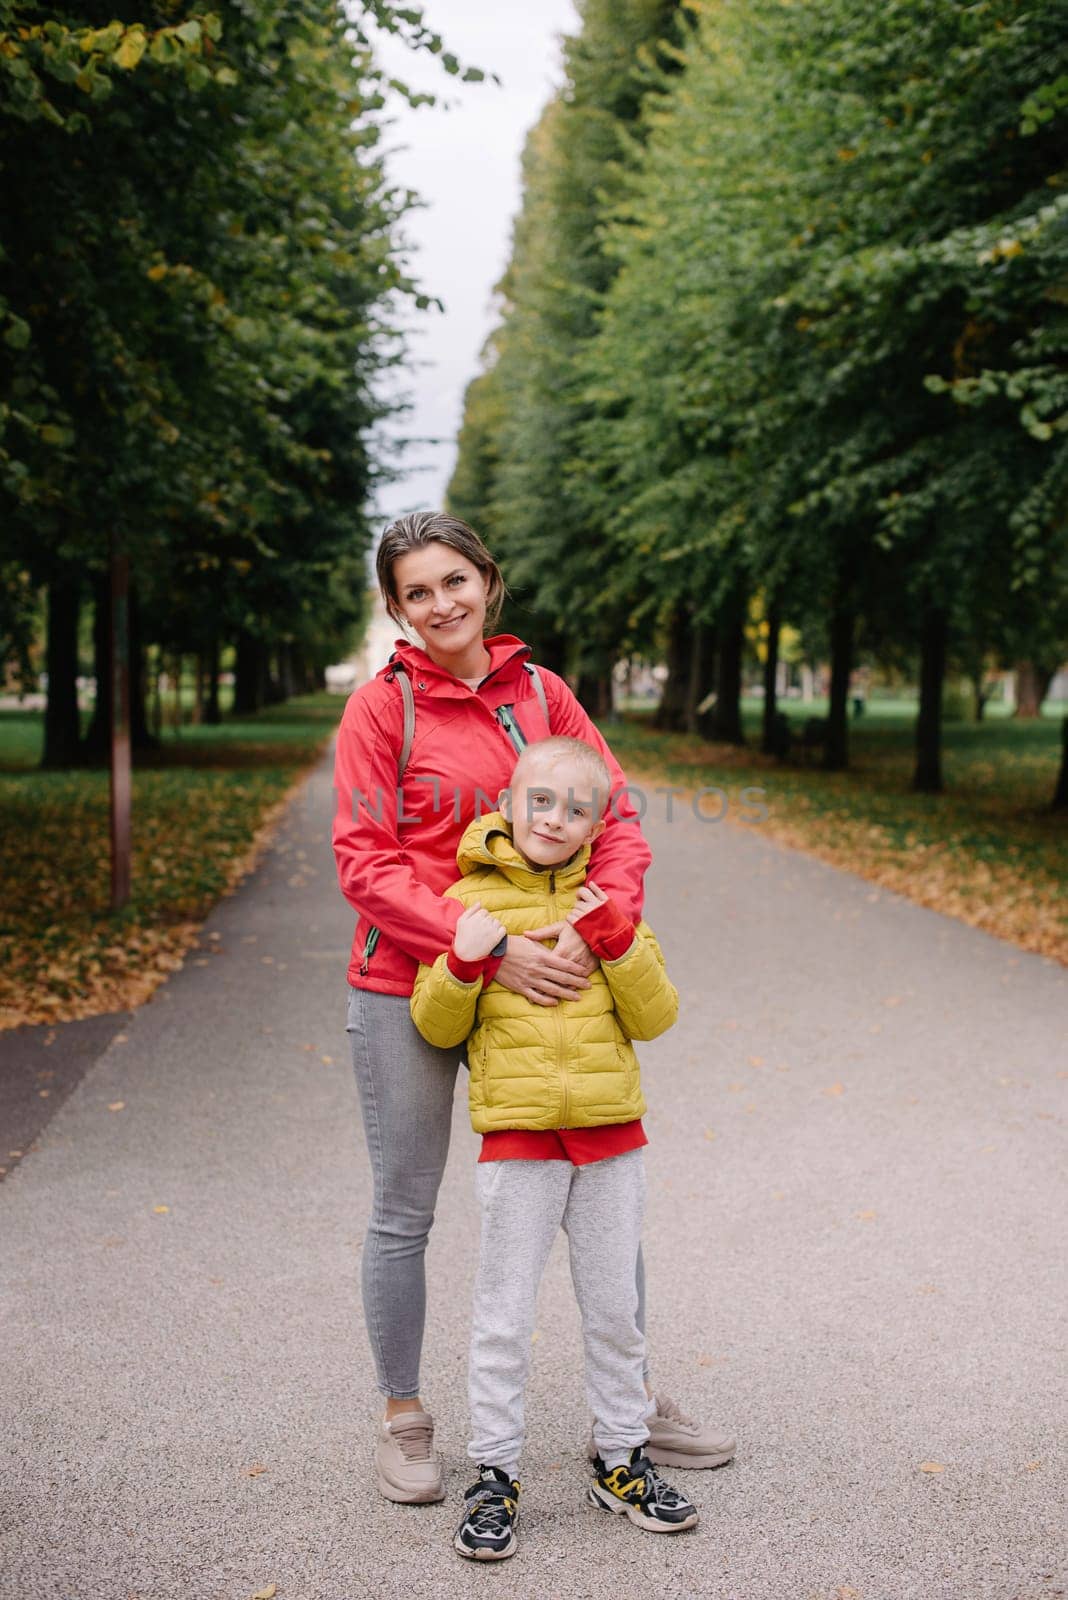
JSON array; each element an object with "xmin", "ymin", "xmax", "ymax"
[
  {"xmin": 568, "ymin": 881, "xmax": 609, "ymax": 924},
  {"xmin": 453, "ymin": 902, "xmax": 507, "ymax": 962}
]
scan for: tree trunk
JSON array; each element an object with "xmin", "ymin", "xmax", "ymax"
[
  {"xmin": 277, "ymin": 641, "xmax": 295, "ymax": 702},
  {"xmin": 152, "ymin": 644, "xmax": 163, "ymax": 739},
  {"xmin": 913, "ymin": 606, "xmax": 948, "ymax": 793},
  {"xmin": 204, "ymin": 636, "xmax": 221, "ymax": 725},
  {"xmin": 761, "ymin": 596, "xmax": 781, "ymax": 755},
  {"xmin": 233, "ymin": 631, "xmax": 262, "ymax": 714},
  {"xmin": 192, "ymin": 654, "xmax": 204, "ymax": 725},
  {"xmin": 653, "ymin": 603, "xmax": 692, "ymax": 731},
  {"xmin": 172, "ymin": 653, "xmax": 183, "ymax": 734},
  {"xmin": 575, "ymin": 669, "xmax": 613, "ymax": 719},
  {"xmin": 708, "ymin": 592, "xmax": 745, "ymax": 744},
  {"xmin": 42, "ymin": 573, "xmax": 82, "ymax": 768},
  {"xmin": 1052, "ymin": 716, "xmax": 1068, "ymax": 811},
  {"xmin": 82, "ymin": 574, "xmax": 111, "ymax": 763},
  {"xmin": 129, "ymin": 580, "xmax": 156, "ymax": 751},
  {"xmin": 1013, "ymin": 660, "xmax": 1055, "ymax": 718},
  {"xmin": 823, "ymin": 602, "xmax": 853, "ymax": 771},
  {"xmin": 685, "ymin": 621, "xmax": 717, "ymax": 733}
]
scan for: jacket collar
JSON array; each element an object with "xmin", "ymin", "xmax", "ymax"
[
  {"xmin": 456, "ymin": 810, "xmax": 591, "ymax": 889},
  {"xmin": 381, "ymin": 634, "xmax": 532, "ymax": 698}
]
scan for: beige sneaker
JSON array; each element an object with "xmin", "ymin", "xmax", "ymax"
[
  {"xmin": 376, "ymin": 1410, "xmax": 445, "ymax": 1503},
  {"xmin": 646, "ymin": 1393, "xmax": 735, "ymax": 1469}
]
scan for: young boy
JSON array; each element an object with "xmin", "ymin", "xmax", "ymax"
[{"xmin": 410, "ymin": 735, "xmax": 698, "ymax": 1560}]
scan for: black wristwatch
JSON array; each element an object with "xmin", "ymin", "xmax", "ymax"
[{"xmin": 490, "ymin": 932, "xmax": 508, "ymax": 958}]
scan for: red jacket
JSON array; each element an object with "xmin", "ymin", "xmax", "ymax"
[{"xmin": 332, "ymin": 634, "xmax": 652, "ymax": 995}]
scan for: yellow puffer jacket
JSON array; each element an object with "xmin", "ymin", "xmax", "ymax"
[{"xmin": 410, "ymin": 812, "xmax": 678, "ymax": 1133}]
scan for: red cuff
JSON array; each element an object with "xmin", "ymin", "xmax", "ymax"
[
  {"xmin": 573, "ymin": 897, "xmax": 635, "ymax": 961},
  {"xmin": 446, "ymin": 950, "xmax": 486, "ymax": 985},
  {"xmin": 481, "ymin": 952, "xmax": 505, "ymax": 987}
]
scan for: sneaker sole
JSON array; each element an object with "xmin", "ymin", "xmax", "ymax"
[
  {"xmin": 587, "ymin": 1440, "xmax": 735, "ymax": 1471},
  {"xmin": 376, "ymin": 1471, "xmax": 446, "ymax": 1505},
  {"xmin": 453, "ymin": 1521, "xmax": 519, "ymax": 1560},
  {"xmin": 645, "ymin": 1445, "xmax": 735, "ymax": 1470},
  {"xmin": 586, "ymin": 1483, "xmax": 698, "ymax": 1533}
]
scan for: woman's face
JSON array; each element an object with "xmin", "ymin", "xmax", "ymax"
[{"xmin": 392, "ymin": 542, "xmax": 490, "ymax": 671}]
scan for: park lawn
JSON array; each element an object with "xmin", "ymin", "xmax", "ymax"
[
  {"xmin": 0, "ymin": 696, "xmax": 341, "ymax": 1030},
  {"xmin": 608, "ymin": 704, "xmax": 1068, "ymax": 966}
]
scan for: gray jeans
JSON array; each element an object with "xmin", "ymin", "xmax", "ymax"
[{"xmin": 346, "ymin": 986, "xmax": 649, "ymax": 1400}]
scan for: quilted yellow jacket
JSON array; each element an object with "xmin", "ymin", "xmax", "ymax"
[{"xmin": 410, "ymin": 812, "xmax": 678, "ymax": 1133}]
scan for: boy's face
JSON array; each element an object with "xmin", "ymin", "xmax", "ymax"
[{"xmin": 503, "ymin": 752, "xmax": 606, "ymax": 868}]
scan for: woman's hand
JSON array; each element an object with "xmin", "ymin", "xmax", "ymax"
[
  {"xmin": 495, "ymin": 927, "xmax": 594, "ymax": 1006},
  {"xmin": 452, "ymin": 902, "xmax": 507, "ymax": 963}
]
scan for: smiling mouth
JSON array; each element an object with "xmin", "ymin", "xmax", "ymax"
[{"xmin": 432, "ymin": 615, "xmax": 466, "ymax": 630}]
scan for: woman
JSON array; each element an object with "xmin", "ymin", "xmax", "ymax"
[{"xmin": 333, "ymin": 511, "xmax": 734, "ymax": 1502}]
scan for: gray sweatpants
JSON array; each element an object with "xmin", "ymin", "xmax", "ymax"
[{"xmin": 468, "ymin": 1149, "xmax": 650, "ymax": 1475}]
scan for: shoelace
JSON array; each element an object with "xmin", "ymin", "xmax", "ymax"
[
  {"xmin": 643, "ymin": 1462, "xmax": 689, "ymax": 1509},
  {"xmin": 390, "ymin": 1419, "xmax": 435, "ymax": 1461},
  {"xmin": 654, "ymin": 1392, "xmax": 698, "ymax": 1431},
  {"xmin": 465, "ymin": 1486, "xmax": 514, "ymax": 1535}
]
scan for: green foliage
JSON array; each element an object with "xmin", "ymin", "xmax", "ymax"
[
  {"xmin": 453, "ymin": 0, "xmax": 1068, "ymax": 723},
  {"xmin": 0, "ymin": 1, "xmax": 473, "ymax": 700}
]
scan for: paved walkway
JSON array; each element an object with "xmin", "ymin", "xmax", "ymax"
[{"xmin": 2, "ymin": 753, "xmax": 1066, "ymax": 1600}]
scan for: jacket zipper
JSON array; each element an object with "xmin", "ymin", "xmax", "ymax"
[
  {"xmin": 547, "ymin": 868, "xmax": 571, "ymax": 1125},
  {"xmin": 495, "ymin": 702, "xmax": 527, "ymax": 755},
  {"xmin": 359, "ymin": 925, "xmax": 380, "ymax": 976}
]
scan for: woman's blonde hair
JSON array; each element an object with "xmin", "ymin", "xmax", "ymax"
[{"xmin": 376, "ymin": 512, "xmax": 506, "ymax": 628}]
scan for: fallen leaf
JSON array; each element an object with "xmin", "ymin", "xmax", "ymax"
[
  {"xmin": 823, "ymin": 1083, "xmax": 845, "ymax": 1097},
  {"xmin": 251, "ymin": 1586, "xmax": 277, "ymax": 1600},
  {"xmin": 856, "ymin": 1209, "xmax": 877, "ymax": 1221},
  {"xmin": 38, "ymin": 1088, "xmax": 50, "ymax": 1098},
  {"xmin": 727, "ymin": 1081, "xmax": 744, "ymax": 1092},
  {"xmin": 703, "ymin": 1128, "xmax": 716, "ymax": 1141},
  {"xmin": 917, "ymin": 1284, "xmax": 939, "ymax": 1295},
  {"xmin": 320, "ymin": 1055, "xmax": 334, "ymax": 1065},
  {"xmin": 246, "ymin": 1463, "xmax": 268, "ymax": 1478},
  {"xmin": 1024, "ymin": 1460, "xmax": 1042, "ymax": 1471},
  {"xmin": 113, "ymin": 1033, "xmax": 128, "ymax": 1044},
  {"xmin": 748, "ymin": 1055, "xmax": 764, "ymax": 1067},
  {"xmin": 918, "ymin": 1461, "xmax": 944, "ymax": 1473},
  {"xmin": 261, "ymin": 956, "xmax": 274, "ymax": 965},
  {"xmin": 108, "ymin": 1101, "xmax": 125, "ymax": 1112},
  {"xmin": 869, "ymin": 1022, "xmax": 884, "ymax": 1034},
  {"xmin": 153, "ymin": 1205, "xmax": 170, "ymax": 1215},
  {"xmin": 883, "ymin": 995, "xmax": 902, "ymax": 1007},
  {"xmin": 8, "ymin": 1150, "xmax": 23, "ymax": 1158},
  {"xmin": 837, "ymin": 1588, "xmax": 862, "ymax": 1599}
]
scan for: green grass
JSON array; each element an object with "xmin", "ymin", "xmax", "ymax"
[
  {"xmin": 604, "ymin": 704, "xmax": 1067, "ymax": 962},
  {"xmin": 0, "ymin": 695, "xmax": 343, "ymax": 1027}
]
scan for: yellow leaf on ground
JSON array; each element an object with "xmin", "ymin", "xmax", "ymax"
[
  {"xmin": 246, "ymin": 1463, "xmax": 268, "ymax": 1477},
  {"xmin": 703, "ymin": 1128, "xmax": 716, "ymax": 1141},
  {"xmin": 108, "ymin": 1101, "xmax": 125, "ymax": 1112},
  {"xmin": 919, "ymin": 1461, "xmax": 945, "ymax": 1473},
  {"xmin": 251, "ymin": 1587, "xmax": 277, "ymax": 1600},
  {"xmin": 153, "ymin": 1205, "xmax": 170, "ymax": 1215},
  {"xmin": 748, "ymin": 1055, "xmax": 764, "ymax": 1067},
  {"xmin": 823, "ymin": 1082, "xmax": 845, "ymax": 1097},
  {"xmin": 1024, "ymin": 1460, "xmax": 1042, "ymax": 1471},
  {"xmin": 856, "ymin": 1209, "xmax": 877, "ymax": 1221}
]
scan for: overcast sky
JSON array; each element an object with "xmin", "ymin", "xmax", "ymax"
[{"xmin": 368, "ymin": 0, "xmax": 579, "ymax": 527}]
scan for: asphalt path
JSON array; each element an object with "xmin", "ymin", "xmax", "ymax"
[{"xmin": 1, "ymin": 751, "xmax": 1065, "ymax": 1600}]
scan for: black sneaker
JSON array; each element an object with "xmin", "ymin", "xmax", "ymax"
[
  {"xmin": 453, "ymin": 1465, "xmax": 521, "ymax": 1561},
  {"xmin": 588, "ymin": 1446, "xmax": 699, "ymax": 1533}
]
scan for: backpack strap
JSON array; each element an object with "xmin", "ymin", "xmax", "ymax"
[
  {"xmin": 525, "ymin": 663, "xmax": 550, "ymax": 730},
  {"xmin": 391, "ymin": 658, "xmax": 550, "ymax": 782},
  {"xmin": 387, "ymin": 659, "xmax": 416, "ymax": 782}
]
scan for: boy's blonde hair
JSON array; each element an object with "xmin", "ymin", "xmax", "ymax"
[{"xmin": 510, "ymin": 737, "xmax": 612, "ymax": 815}]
